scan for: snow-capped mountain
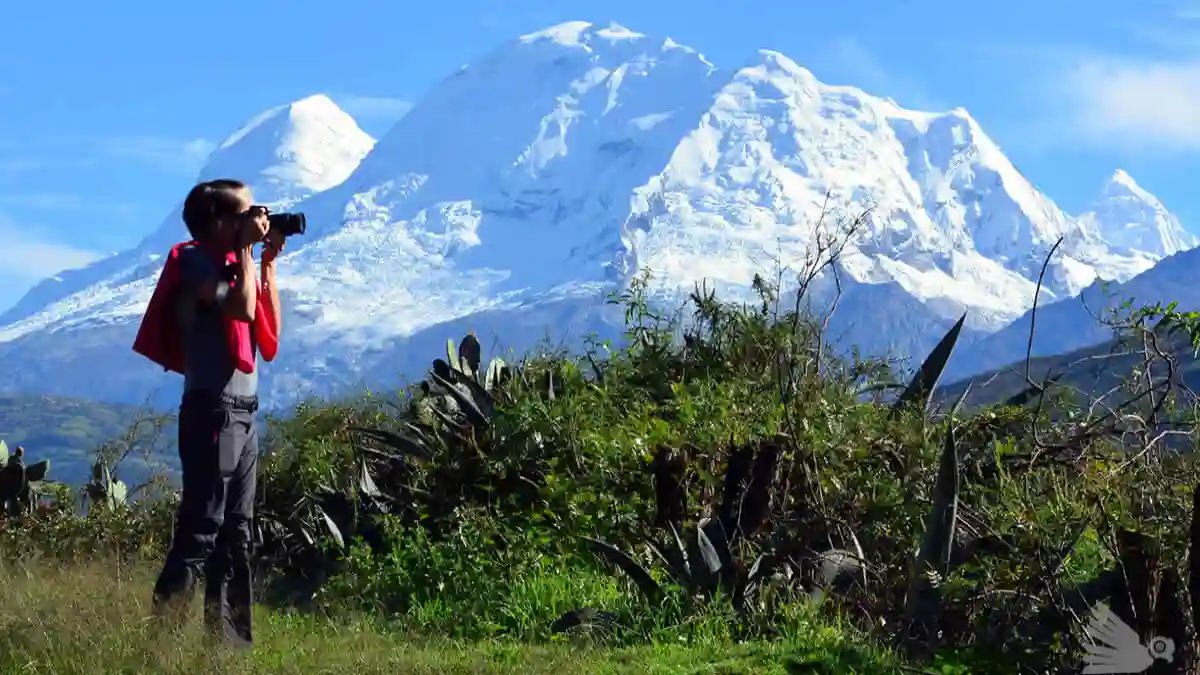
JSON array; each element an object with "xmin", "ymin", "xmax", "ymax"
[
  {"xmin": 0, "ymin": 94, "xmax": 375, "ymax": 404},
  {"xmin": 945, "ymin": 172, "xmax": 1199, "ymax": 382},
  {"xmin": 0, "ymin": 94, "xmax": 374, "ymax": 327},
  {"xmin": 947, "ymin": 244, "xmax": 1200, "ymax": 382},
  {"xmin": 0, "ymin": 21, "xmax": 1192, "ymax": 409},
  {"xmin": 1076, "ymin": 170, "xmax": 1197, "ymax": 259}
]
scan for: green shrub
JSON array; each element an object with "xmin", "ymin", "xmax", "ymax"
[{"xmin": 3, "ymin": 269, "xmax": 1199, "ymax": 674}]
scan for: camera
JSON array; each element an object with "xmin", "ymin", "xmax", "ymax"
[{"xmin": 266, "ymin": 212, "xmax": 306, "ymax": 237}]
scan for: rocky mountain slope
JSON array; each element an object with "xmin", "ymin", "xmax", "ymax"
[
  {"xmin": 946, "ymin": 172, "xmax": 1198, "ymax": 382},
  {"xmin": 0, "ymin": 21, "xmax": 1191, "ymax": 410}
]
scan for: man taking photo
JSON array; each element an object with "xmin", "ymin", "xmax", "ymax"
[{"xmin": 133, "ymin": 178, "xmax": 284, "ymax": 649}]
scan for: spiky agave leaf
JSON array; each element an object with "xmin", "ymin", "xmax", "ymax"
[
  {"xmin": 666, "ymin": 522, "xmax": 692, "ymax": 578},
  {"xmin": 738, "ymin": 442, "xmax": 779, "ymax": 540},
  {"xmin": 701, "ymin": 517, "xmax": 743, "ymax": 598},
  {"xmin": 695, "ymin": 523, "xmax": 724, "ymax": 577},
  {"xmin": 483, "ymin": 357, "xmax": 508, "ymax": 391},
  {"xmin": 651, "ymin": 445, "xmax": 687, "ymax": 530},
  {"xmin": 445, "ymin": 338, "xmax": 460, "ymax": 374},
  {"xmin": 428, "ymin": 373, "xmax": 491, "ymax": 429},
  {"xmin": 927, "ymin": 426, "xmax": 962, "ymax": 572},
  {"xmin": 684, "ymin": 523, "xmax": 720, "ymax": 595},
  {"xmin": 902, "ymin": 423, "xmax": 961, "ymax": 644},
  {"xmin": 357, "ymin": 457, "xmax": 383, "ymax": 499},
  {"xmin": 733, "ymin": 551, "xmax": 788, "ymax": 613},
  {"xmin": 24, "ymin": 459, "xmax": 49, "ymax": 482},
  {"xmin": 647, "ymin": 541, "xmax": 691, "ymax": 588},
  {"xmin": 314, "ymin": 504, "xmax": 344, "ymax": 549},
  {"xmin": 349, "ymin": 427, "xmax": 434, "ymax": 461},
  {"xmin": 449, "ymin": 371, "xmax": 498, "ymax": 420},
  {"xmin": 891, "ymin": 312, "xmax": 967, "ymax": 415},
  {"xmin": 550, "ymin": 607, "xmax": 620, "ymax": 634},
  {"xmin": 458, "ymin": 333, "xmax": 482, "ymax": 379},
  {"xmin": 583, "ymin": 536, "xmax": 661, "ymax": 603},
  {"xmin": 808, "ymin": 549, "xmax": 866, "ymax": 603}
]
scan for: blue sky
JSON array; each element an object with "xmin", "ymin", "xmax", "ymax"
[{"xmin": 1, "ymin": 0, "xmax": 1198, "ymax": 312}]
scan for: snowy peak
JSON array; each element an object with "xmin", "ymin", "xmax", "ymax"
[
  {"xmin": 519, "ymin": 20, "xmax": 646, "ymax": 48},
  {"xmin": 200, "ymin": 94, "xmax": 375, "ymax": 207},
  {"xmin": 0, "ymin": 94, "xmax": 376, "ymax": 327},
  {"xmin": 346, "ymin": 19, "xmax": 718, "ymax": 201},
  {"xmin": 1, "ymin": 20, "xmax": 1197, "ymax": 409},
  {"xmin": 748, "ymin": 49, "xmax": 816, "ymax": 80},
  {"xmin": 1078, "ymin": 169, "xmax": 1197, "ymax": 258},
  {"xmin": 662, "ymin": 48, "xmax": 1080, "ymax": 300},
  {"xmin": 1103, "ymin": 169, "xmax": 1147, "ymax": 198}
]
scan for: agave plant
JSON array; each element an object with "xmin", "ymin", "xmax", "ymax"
[
  {"xmin": 355, "ymin": 332, "xmax": 512, "ymax": 456},
  {"xmin": 408, "ymin": 333, "xmax": 511, "ymax": 432},
  {"xmin": 250, "ymin": 333, "xmax": 514, "ymax": 566},
  {"xmin": 84, "ymin": 459, "xmax": 128, "ymax": 510},
  {"xmin": 878, "ymin": 315, "xmax": 1103, "ymax": 654},
  {"xmin": 0, "ymin": 440, "xmax": 52, "ymax": 517},
  {"xmin": 556, "ymin": 439, "xmax": 863, "ymax": 632}
]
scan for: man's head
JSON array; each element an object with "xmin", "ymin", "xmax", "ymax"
[{"xmin": 181, "ymin": 179, "xmax": 255, "ymax": 249}]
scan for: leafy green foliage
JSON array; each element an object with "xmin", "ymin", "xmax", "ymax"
[{"xmin": 2, "ymin": 267, "xmax": 1200, "ymax": 674}]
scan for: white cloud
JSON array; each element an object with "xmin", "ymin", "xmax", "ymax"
[
  {"xmin": 1008, "ymin": 7, "xmax": 1200, "ymax": 153},
  {"xmin": 333, "ymin": 95, "xmax": 414, "ymax": 121},
  {"xmin": 0, "ymin": 213, "xmax": 104, "ymax": 280},
  {"xmin": 92, "ymin": 136, "xmax": 216, "ymax": 176},
  {"xmin": 1055, "ymin": 55, "xmax": 1200, "ymax": 151}
]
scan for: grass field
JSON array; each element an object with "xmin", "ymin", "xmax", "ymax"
[{"xmin": 0, "ymin": 560, "xmax": 913, "ymax": 675}]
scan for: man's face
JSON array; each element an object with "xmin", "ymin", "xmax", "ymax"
[{"xmin": 213, "ymin": 187, "xmax": 255, "ymax": 250}]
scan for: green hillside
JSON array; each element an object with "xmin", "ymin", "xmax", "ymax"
[
  {"xmin": 0, "ymin": 394, "xmax": 171, "ymax": 485},
  {"xmin": 939, "ymin": 328, "xmax": 1200, "ymax": 410}
]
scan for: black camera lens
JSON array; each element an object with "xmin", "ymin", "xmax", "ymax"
[{"xmin": 267, "ymin": 212, "xmax": 306, "ymax": 237}]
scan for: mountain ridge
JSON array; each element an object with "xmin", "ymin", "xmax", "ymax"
[
  {"xmin": 0, "ymin": 94, "xmax": 376, "ymax": 328},
  {"xmin": 946, "ymin": 243, "xmax": 1200, "ymax": 382},
  {"xmin": 0, "ymin": 21, "xmax": 1191, "ymax": 409}
]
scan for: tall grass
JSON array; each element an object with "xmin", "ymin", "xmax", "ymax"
[{"xmin": 0, "ymin": 558, "xmax": 903, "ymax": 675}]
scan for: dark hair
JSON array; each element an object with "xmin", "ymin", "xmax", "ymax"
[{"xmin": 181, "ymin": 179, "xmax": 248, "ymax": 239}]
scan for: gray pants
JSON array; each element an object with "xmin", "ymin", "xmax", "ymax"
[{"xmin": 152, "ymin": 391, "xmax": 258, "ymax": 648}]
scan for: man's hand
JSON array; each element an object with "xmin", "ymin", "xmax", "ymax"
[
  {"xmin": 258, "ymin": 229, "xmax": 285, "ymax": 360},
  {"xmin": 262, "ymin": 230, "xmax": 286, "ymax": 264},
  {"xmin": 238, "ymin": 207, "xmax": 270, "ymax": 249}
]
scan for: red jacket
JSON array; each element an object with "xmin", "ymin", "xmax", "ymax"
[{"xmin": 132, "ymin": 241, "xmax": 278, "ymax": 375}]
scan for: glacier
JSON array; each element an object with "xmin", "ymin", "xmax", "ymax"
[{"xmin": 0, "ymin": 21, "xmax": 1192, "ymax": 410}]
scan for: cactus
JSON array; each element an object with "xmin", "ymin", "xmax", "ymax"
[
  {"xmin": 446, "ymin": 333, "xmax": 509, "ymax": 392},
  {"xmin": 423, "ymin": 334, "xmax": 512, "ymax": 430},
  {"xmin": 85, "ymin": 459, "xmax": 128, "ymax": 510},
  {"xmin": 0, "ymin": 440, "xmax": 51, "ymax": 516}
]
